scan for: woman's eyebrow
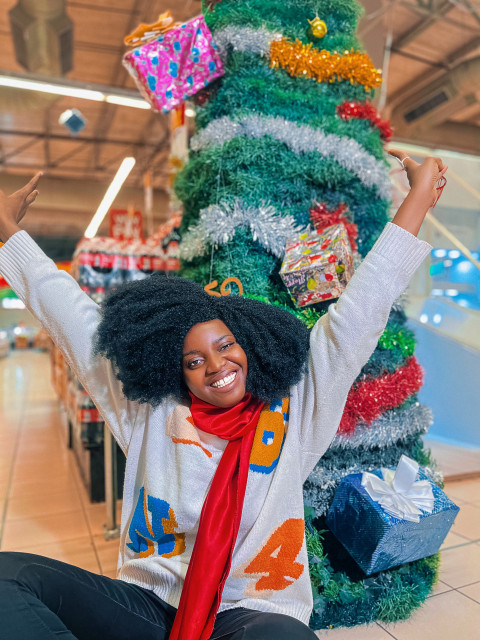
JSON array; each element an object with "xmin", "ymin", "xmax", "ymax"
[
  {"xmin": 182, "ymin": 349, "xmax": 201, "ymax": 358},
  {"xmin": 213, "ymin": 334, "xmax": 234, "ymax": 344},
  {"xmin": 182, "ymin": 335, "xmax": 234, "ymax": 358}
]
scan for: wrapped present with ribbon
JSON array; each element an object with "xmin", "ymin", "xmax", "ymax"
[
  {"xmin": 279, "ymin": 223, "xmax": 354, "ymax": 307},
  {"xmin": 123, "ymin": 14, "xmax": 224, "ymax": 113},
  {"xmin": 326, "ymin": 455, "xmax": 460, "ymax": 575}
]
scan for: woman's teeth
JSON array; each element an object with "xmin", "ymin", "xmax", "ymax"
[{"xmin": 211, "ymin": 371, "xmax": 237, "ymax": 389}]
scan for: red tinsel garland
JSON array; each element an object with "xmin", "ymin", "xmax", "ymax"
[
  {"xmin": 338, "ymin": 357, "xmax": 423, "ymax": 435},
  {"xmin": 336, "ymin": 101, "xmax": 393, "ymax": 142},
  {"xmin": 309, "ymin": 202, "xmax": 358, "ymax": 252}
]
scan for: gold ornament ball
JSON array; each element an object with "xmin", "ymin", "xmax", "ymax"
[{"xmin": 309, "ymin": 17, "xmax": 327, "ymax": 38}]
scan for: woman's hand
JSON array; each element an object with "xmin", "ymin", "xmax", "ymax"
[
  {"xmin": 388, "ymin": 149, "xmax": 447, "ymax": 210},
  {"xmin": 388, "ymin": 150, "xmax": 447, "ymax": 237},
  {"xmin": 0, "ymin": 172, "xmax": 42, "ymax": 243}
]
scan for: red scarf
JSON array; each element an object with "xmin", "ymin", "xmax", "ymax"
[{"xmin": 169, "ymin": 392, "xmax": 265, "ymax": 640}]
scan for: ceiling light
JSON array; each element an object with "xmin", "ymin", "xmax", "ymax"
[
  {"xmin": 419, "ymin": 313, "xmax": 428, "ymax": 324},
  {"xmin": 85, "ymin": 158, "xmax": 136, "ymax": 239},
  {"xmin": 0, "ymin": 75, "xmax": 104, "ymax": 101},
  {"xmin": 457, "ymin": 261, "xmax": 473, "ymax": 273},
  {"xmin": 0, "ymin": 72, "xmax": 151, "ymax": 110},
  {"xmin": 105, "ymin": 95, "xmax": 150, "ymax": 109}
]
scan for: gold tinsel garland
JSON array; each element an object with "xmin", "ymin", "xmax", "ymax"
[{"xmin": 269, "ymin": 38, "xmax": 382, "ymax": 91}]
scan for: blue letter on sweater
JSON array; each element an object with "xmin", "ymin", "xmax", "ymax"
[{"xmin": 127, "ymin": 487, "xmax": 185, "ymax": 558}]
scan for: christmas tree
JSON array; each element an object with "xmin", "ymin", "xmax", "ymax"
[{"xmin": 176, "ymin": 0, "xmax": 439, "ymax": 629}]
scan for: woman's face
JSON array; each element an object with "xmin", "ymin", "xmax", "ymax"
[{"xmin": 182, "ymin": 319, "xmax": 248, "ymax": 408}]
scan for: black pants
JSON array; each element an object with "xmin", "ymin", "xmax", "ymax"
[{"xmin": 0, "ymin": 552, "xmax": 316, "ymax": 639}]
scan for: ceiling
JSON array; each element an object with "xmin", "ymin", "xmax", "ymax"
[
  {"xmin": 0, "ymin": 0, "xmax": 203, "ymax": 193},
  {"xmin": 0, "ymin": 0, "xmax": 478, "ymax": 236}
]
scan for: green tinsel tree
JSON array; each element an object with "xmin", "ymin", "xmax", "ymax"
[{"xmin": 176, "ymin": 0, "xmax": 439, "ymax": 630}]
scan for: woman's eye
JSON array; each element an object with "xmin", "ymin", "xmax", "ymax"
[
  {"xmin": 220, "ymin": 342, "xmax": 234, "ymax": 351},
  {"xmin": 187, "ymin": 359, "xmax": 202, "ymax": 369}
]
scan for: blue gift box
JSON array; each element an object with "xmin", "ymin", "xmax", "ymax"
[{"xmin": 326, "ymin": 468, "xmax": 460, "ymax": 575}]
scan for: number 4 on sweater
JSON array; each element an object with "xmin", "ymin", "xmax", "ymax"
[{"xmin": 235, "ymin": 519, "xmax": 305, "ymax": 594}]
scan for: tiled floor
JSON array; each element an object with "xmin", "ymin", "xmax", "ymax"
[
  {"xmin": 0, "ymin": 350, "xmax": 120, "ymax": 577},
  {"xmin": 1, "ymin": 351, "xmax": 479, "ymax": 639}
]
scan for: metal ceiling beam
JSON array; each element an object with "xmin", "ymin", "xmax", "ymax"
[
  {"xmin": 0, "ymin": 162, "xmax": 145, "ymax": 181},
  {"xmin": 388, "ymin": 35, "xmax": 480, "ymax": 104},
  {"xmin": 393, "ymin": 0, "xmax": 454, "ymax": 50},
  {"xmin": 461, "ymin": 0, "xmax": 480, "ymax": 27},
  {"xmin": 390, "ymin": 47, "xmax": 448, "ymax": 68},
  {"xmin": 401, "ymin": 0, "xmax": 480, "ymax": 31},
  {"xmin": 0, "ymin": 129, "xmax": 161, "ymax": 148},
  {"xmin": 444, "ymin": 35, "xmax": 480, "ymax": 69},
  {"xmin": 49, "ymin": 141, "xmax": 91, "ymax": 168},
  {"xmin": 1, "ymin": 136, "xmax": 43, "ymax": 162}
]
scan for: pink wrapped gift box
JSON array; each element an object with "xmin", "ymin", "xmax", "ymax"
[{"xmin": 123, "ymin": 15, "xmax": 224, "ymax": 113}]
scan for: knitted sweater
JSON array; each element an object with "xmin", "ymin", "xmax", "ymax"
[{"xmin": 0, "ymin": 223, "xmax": 431, "ymax": 625}]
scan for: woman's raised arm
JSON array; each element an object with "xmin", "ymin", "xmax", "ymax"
[
  {"xmin": 0, "ymin": 175, "xmax": 139, "ymax": 453},
  {"xmin": 291, "ymin": 153, "xmax": 446, "ymax": 478}
]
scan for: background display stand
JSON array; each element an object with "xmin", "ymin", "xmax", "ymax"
[{"xmin": 103, "ymin": 426, "xmax": 121, "ymax": 540}]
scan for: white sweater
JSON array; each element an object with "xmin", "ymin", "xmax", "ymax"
[{"xmin": 0, "ymin": 223, "xmax": 431, "ymax": 625}]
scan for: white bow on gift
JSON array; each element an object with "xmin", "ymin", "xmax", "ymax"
[{"xmin": 361, "ymin": 455, "xmax": 435, "ymax": 523}]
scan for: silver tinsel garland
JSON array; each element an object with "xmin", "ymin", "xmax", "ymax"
[
  {"xmin": 180, "ymin": 200, "xmax": 302, "ymax": 261},
  {"xmin": 330, "ymin": 403, "xmax": 433, "ymax": 451},
  {"xmin": 190, "ymin": 115, "xmax": 392, "ymax": 199},
  {"xmin": 213, "ymin": 26, "xmax": 282, "ymax": 57}
]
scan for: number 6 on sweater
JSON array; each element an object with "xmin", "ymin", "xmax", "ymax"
[{"xmin": 235, "ymin": 519, "xmax": 305, "ymax": 594}]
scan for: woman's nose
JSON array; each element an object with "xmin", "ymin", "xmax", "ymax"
[{"xmin": 205, "ymin": 351, "xmax": 224, "ymax": 374}]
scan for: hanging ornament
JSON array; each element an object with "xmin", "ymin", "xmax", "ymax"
[
  {"xmin": 205, "ymin": 277, "xmax": 244, "ymax": 297},
  {"xmin": 308, "ymin": 17, "xmax": 328, "ymax": 39}
]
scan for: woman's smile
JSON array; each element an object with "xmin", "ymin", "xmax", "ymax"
[{"xmin": 210, "ymin": 369, "xmax": 238, "ymax": 390}]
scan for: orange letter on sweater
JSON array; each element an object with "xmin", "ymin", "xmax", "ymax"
[{"xmin": 243, "ymin": 518, "xmax": 304, "ymax": 591}]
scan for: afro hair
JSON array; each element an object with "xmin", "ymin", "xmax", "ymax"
[{"xmin": 94, "ymin": 275, "xmax": 310, "ymax": 407}]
